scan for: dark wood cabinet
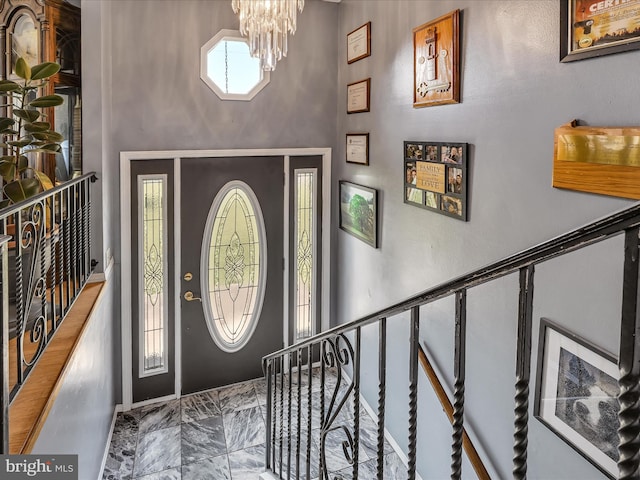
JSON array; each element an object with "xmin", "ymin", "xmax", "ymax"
[{"xmin": 0, "ymin": 0, "xmax": 81, "ymax": 182}]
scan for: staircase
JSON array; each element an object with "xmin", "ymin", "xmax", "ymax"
[{"xmin": 261, "ymin": 202, "xmax": 640, "ymax": 479}]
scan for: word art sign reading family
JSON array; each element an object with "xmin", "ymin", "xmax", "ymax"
[{"xmin": 404, "ymin": 141, "xmax": 468, "ymax": 220}]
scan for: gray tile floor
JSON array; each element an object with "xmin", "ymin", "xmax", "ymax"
[{"xmin": 102, "ymin": 372, "xmax": 406, "ymax": 480}]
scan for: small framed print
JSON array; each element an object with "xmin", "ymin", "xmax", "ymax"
[
  {"xmin": 346, "ymin": 133, "xmax": 369, "ymax": 165},
  {"xmin": 413, "ymin": 10, "xmax": 460, "ymax": 108},
  {"xmin": 347, "ymin": 78, "xmax": 370, "ymax": 114},
  {"xmin": 561, "ymin": 0, "xmax": 640, "ymax": 62},
  {"xmin": 534, "ymin": 319, "xmax": 619, "ymax": 479},
  {"xmin": 347, "ymin": 21, "xmax": 371, "ymax": 64},
  {"xmin": 404, "ymin": 141, "xmax": 468, "ymax": 220}
]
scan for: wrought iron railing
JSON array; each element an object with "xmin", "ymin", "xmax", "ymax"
[
  {"xmin": 0, "ymin": 173, "xmax": 97, "ymax": 453},
  {"xmin": 263, "ymin": 202, "xmax": 640, "ymax": 480}
]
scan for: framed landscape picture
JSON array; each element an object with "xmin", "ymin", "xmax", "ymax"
[
  {"xmin": 339, "ymin": 181, "xmax": 378, "ymax": 248},
  {"xmin": 534, "ymin": 319, "xmax": 619, "ymax": 479}
]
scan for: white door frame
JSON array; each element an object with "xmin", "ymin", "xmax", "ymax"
[{"xmin": 120, "ymin": 148, "xmax": 332, "ymax": 410}]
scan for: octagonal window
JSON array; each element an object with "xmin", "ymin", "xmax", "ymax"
[{"xmin": 200, "ymin": 29, "xmax": 270, "ymax": 101}]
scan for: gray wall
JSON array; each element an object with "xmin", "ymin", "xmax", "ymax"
[
  {"xmin": 335, "ymin": 1, "xmax": 636, "ymax": 478},
  {"xmin": 32, "ymin": 279, "xmax": 118, "ymax": 480}
]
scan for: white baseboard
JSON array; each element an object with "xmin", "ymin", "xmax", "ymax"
[{"xmin": 97, "ymin": 407, "xmax": 119, "ymax": 480}]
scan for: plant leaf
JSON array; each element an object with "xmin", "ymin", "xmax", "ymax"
[
  {"xmin": 34, "ymin": 170, "xmax": 54, "ymax": 190},
  {"xmin": 17, "ymin": 156, "xmax": 28, "ymax": 170},
  {"xmin": 30, "ymin": 62, "xmax": 61, "ymax": 81},
  {"xmin": 23, "ymin": 122, "xmax": 51, "ymax": 132},
  {"xmin": 7, "ymin": 139, "xmax": 32, "ymax": 148},
  {"xmin": 13, "ymin": 109, "xmax": 40, "ymax": 122},
  {"xmin": 29, "ymin": 144, "xmax": 61, "ymax": 153},
  {"xmin": 0, "ymin": 80, "xmax": 20, "ymax": 92},
  {"xmin": 0, "ymin": 117, "xmax": 15, "ymax": 130},
  {"xmin": 0, "ymin": 161, "xmax": 15, "ymax": 182},
  {"xmin": 29, "ymin": 95, "xmax": 64, "ymax": 108},
  {"xmin": 4, "ymin": 178, "xmax": 39, "ymax": 203},
  {"xmin": 15, "ymin": 57, "xmax": 31, "ymax": 81}
]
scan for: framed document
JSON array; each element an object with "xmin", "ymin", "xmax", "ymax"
[
  {"xmin": 561, "ymin": 0, "xmax": 640, "ymax": 62},
  {"xmin": 346, "ymin": 133, "xmax": 369, "ymax": 165},
  {"xmin": 347, "ymin": 78, "xmax": 370, "ymax": 114},
  {"xmin": 347, "ymin": 22, "xmax": 371, "ymax": 63}
]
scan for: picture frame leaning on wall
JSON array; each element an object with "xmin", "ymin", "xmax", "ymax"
[{"xmin": 534, "ymin": 318, "xmax": 619, "ymax": 479}]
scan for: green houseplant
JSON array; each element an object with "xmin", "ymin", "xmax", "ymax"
[{"xmin": 0, "ymin": 57, "xmax": 64, "ymax": 208}]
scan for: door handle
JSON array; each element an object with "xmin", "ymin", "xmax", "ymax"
[{"xmin": 184, "ymin": 291, "xmax": 202, "ymax": 302}]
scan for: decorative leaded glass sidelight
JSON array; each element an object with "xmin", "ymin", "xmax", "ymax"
[
  {"xmin": 294, "ymin": 169, "xmax": 317, "ymax": 340},
  {"xmin": 201, "ymin": 181, "xmax": 267, "ymax": 352},
  {"xmin": 138, "ymin": 175, "xmax": 169, "ymax": 377}
]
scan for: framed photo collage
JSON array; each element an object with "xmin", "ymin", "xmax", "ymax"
[{"xmin": 404, "ymin": 141, "xmax": 468, "ymax": 221}]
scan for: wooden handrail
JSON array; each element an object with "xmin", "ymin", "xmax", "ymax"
[{"xmin": 418, "ymin": 343, "xmax": 491, "ymax": 480}]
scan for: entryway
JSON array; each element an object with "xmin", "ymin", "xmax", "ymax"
[{"xmin": 120, "ymin": 149, "xmax": 331, "ymax": 408}]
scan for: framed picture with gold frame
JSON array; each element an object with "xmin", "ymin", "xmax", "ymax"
[
  {"xmin": 561, "ymin": 0, "xmax": 640, "ymax": 62},
  {"xmin": 413, "ymin": 9, "xmax": 460, "ymax": 108}
]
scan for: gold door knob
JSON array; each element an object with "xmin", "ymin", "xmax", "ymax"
[
  {"xmin": 184, "ymin": 291, "xmax": 202, "ymax": 302},
  {"xmin": 183, "ymin": 272, "xmax": 193, "ymax": 281}
]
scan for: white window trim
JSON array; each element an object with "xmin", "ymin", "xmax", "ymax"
[
  {"xmin": 200, "ymin": 29, "xmax": 270, "ymax": 101},
  {"xmin": 293, "ymin": 168, "xmax": 318, "ymax": 341},
  {"xmin": 137, "ymin": 174, "xmax": 169, "ymax": 378}
]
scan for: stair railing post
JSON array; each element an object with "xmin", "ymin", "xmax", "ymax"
[
  {"xmin": 513, "ymin": 265, "xmax": 535, "ymax": 479},
  {"xmin": 618, "ymin": 227, "xmax": 640, "ymax": 479},
  {"xmin": 408, "ymin": 306, "xmax": 420, "ymax": 480},
  {"xmin": 451, "ymin": 289, "xmax": 467, "ymax": 479},
  {"xmin": 376, "ymin": 317, "xmax": 387, "ymax": 480}
]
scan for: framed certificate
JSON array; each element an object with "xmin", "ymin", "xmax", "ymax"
[
  {"xmin": 347, "ymin": 21, "xmax": 371, "ymax": 64},
  {"xmin": 346, "ymin": 133, "xmax": 369, "ymax": 165},
  {"xmin": 347, "ymin": 78, "xmax": 370, "ymax": 114},
  {"xmin": 561, "ymin": 0, "xmax": 640, "ymax": 62}
]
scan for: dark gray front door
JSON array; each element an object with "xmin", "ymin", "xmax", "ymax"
[{"xmin": 180, "ymin": 156, "xmax": 284, "ymax": 394}]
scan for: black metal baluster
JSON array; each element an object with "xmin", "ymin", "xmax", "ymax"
[
  {"xmin": 408, "ymin": 306, "xmax": 420, "ymax": 480},
  {"xmin": 296, "ymin": 348, "xmax": 302, "ymax": 478},
  {"xmin": 73, "ymin": 183, "xmax": 79, "ymax": 296},
  {"xmin": 618, "ymin": 227, "xmax": 640, "ymax": 479},
  {"xmin": 287, "ymin": 353, "xmax": 293, "ymax": 479},
  {"xmin": 319, "ymin": 340, "xmax": 326, "ymax": 478},
  {"xmin": 279, "ymin": 354, "xmax": 284, "ymax": 478},
  {"xmin": 265, "ymin": 359, "xmax": 273, "ymax": 472},
  {"xmin": 64, "ymin": 188, "xmax": 71, "ymax": 314},
  {"xmin": 376, "ymin": 318, "xmax": 387, "ymax": 480},
  {"xmin": 306, "ymin": 344, "xmax": 312, "ymax": 480},
  {"xmin": 513, "ymin": 265, "xmax": 535, "ymax": 479},
  {"xmin": 352, "ymin": 327, "xmax": 361, "ymax": 479},
  {"xmin": 79, "ymin": 182, "xmax": 86, "ymax": 283},
  {"xmin": 271, "ymin": 356, "xmax": 278, "ymax": 472},
  {"xmin": 40, "ymin": 202, "xmax": 47, "ymax": 340},
  {"xmin": 49, "ymin": 192, "xmax": 58, "ymax": 331},
  {"xmin": 451, "ymin": 289, "xmax": 467, "ymax": 479},
  {"xmin": 15, "ymin": 213, "xmax": 24, "ymax": 389}
]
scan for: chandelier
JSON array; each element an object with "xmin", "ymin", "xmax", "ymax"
[{"xmin": 231, "ymin": 0, "xmax": 305, "ymax": 71}]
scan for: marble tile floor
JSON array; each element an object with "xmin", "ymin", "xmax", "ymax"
[{"xmin": 103, "ymin": 371, "xmax": 406, "ymax": 480}]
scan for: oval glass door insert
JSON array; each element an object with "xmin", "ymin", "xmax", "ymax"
[{"xmin": 201, "ymin": 181, "xmax": 267, "ymax": 352}]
